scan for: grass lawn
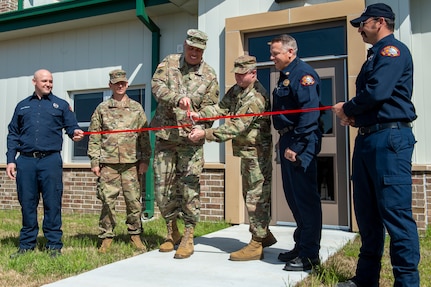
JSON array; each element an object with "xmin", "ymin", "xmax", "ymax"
[
  {"xmin": 0, "ymin": 209, "xmax": 230, "ymax": 287},
  {"xmin": 297, "ymin": 227, "xmax": 430, "ymax": 286},
  {"xmin": 0, "ymin": 209, "xmax": 429, "ymax": 287}
]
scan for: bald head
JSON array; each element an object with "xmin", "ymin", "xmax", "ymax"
[
  {"xmin": 33, "ymin": 69, "xmax": 53, "ymax": 98},
  {"xmin": 34, "ymin": 69, "xmax": 52, "ymax": 80}
]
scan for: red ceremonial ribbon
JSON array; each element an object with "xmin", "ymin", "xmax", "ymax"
[{"xmin": 83, "ymin": 105, "xmax": 332, "ymax": 135}]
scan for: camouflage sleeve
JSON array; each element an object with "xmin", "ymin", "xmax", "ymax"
[
  {"xmin": 205, "ymin": 87, "xmax": 266, "ymax": 143},
  {"xmin": 137, "ymin": 108, "xmax": 151, "ymax": 165},
  {"xmin": 199, "ymin": 83, "xmax": 236, "ymax": 119},
  {"xmin": 196, "ymin": 70, "xmax": 220, "ymax": 130},
  {"xmin": 151, "ymin": 55, "xmax": 184, "ymax": 107},
  {"xmin": 87, "ymin": 106, "xmax": 102, "ymax": 168}
]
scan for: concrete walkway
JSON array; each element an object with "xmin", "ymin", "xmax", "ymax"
[{"xmin": 42, "ymin": 224, "xmax": 356, "ymax": 287}]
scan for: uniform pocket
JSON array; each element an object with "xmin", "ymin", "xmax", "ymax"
[{"xmin": 383, "ymin": 175, "xmax": 412, "ymax": 209}]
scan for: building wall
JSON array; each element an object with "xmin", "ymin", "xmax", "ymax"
[
  {"xmin": 409, "ymin": 0, "xmax": 431, "ymax": 164},
  {"xmin": 0, "ymin": 0, "xmax": 17, "ymax": 12},
  {"xmin": 0, "ymin": 0, "xmax": 430, "ymax": 231},
  {"xmin": 0, "ymin": 17, "xmax": 153, "ymax": 163},
  {"xmin": 412, "ymin": 170, "xmax": 431, "ymax": 231},
  {"xmin": 1, "ymin": 167, "xmax": 428, "ymax": 230},
  {"xmin": 0, "ymin": 167, "xmax": 225, "ymax": 222}
]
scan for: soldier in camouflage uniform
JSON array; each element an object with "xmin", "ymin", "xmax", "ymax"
[
  {"xmin": 188, "ymin": 55, "xmax": 275, "ymax": 261},
  {"xmin": 87, "ymin": 69, "xmax": 151, "ymax": 253},
  {"xmin": 151, "ymin": 29, "xmax": 219, "ymax": 259}
]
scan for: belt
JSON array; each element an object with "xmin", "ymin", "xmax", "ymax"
[
  {"xmin": 358, "ymin": 122, "xmax": 412, "ymax": 136},
  {"xmin": 278, "ymin": 126, "xmax": 294, "ymax": 136},
  {"xmin": 20, "ymin": 151, "xmax": 57, "ymax": 158}
]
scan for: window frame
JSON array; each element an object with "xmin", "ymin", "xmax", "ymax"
[{"xmin": 70, "ymin": 86, "xmax": 146, "ymax": 161}]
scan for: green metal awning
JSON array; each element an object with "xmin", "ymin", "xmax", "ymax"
[{"xmin": 0, "ymin": 0, "xmax": 172, "ymax": 33}]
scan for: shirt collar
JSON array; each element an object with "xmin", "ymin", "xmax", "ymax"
[
  {"xmin": 369, "ymin": 34, "xmax": 395, "ymax": 56},
  {"xmin": 181, "ymin": 56, "xmax": 204, "ymax": 75},
  {"xmin": 281, "ymin": 57, "xmax": 300, "ymax": 77},
  {"xmin": 108, "ymin": 94, "xmax": 131, "ymax": 108},
  {"xmin": 30, "ymin": 92, "xmax": 53, "ymax": 100}
]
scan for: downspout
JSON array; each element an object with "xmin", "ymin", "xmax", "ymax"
[
  {"xmin": 136, "ymin": 0, "xmax": 160, "ymax": 219},
  {"xmin": 18, "ymin": 0, "xmax": 23, "ymax": 10}
]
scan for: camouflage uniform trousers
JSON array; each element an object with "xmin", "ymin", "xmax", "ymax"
[
  {"xmin": 97, "ymin": 163, "xmax": 142, "ymax": 238},
  {"xmin": 241, "ymin": 145, "xmax": 273, "ymax": 239},
  {"xmin": 153, "ymin": 139, "xmax": 203, "ymax": 227}
]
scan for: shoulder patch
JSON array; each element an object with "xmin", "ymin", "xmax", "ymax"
[
  {"xmin": 380, "ymin": 46, "xmax": 400, "ymax": 57},
  {"xmin": 300, "ymin": 75, "xmax": 315, "ymax": 86}
]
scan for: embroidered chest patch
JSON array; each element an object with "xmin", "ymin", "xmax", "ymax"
[
  {"xmin": 380, "ymin": 46, "xmax": 400, "ymax": 57},
  {"xmin": 300, "ymin": 75, "xmax": 315, "ymax": 86}
]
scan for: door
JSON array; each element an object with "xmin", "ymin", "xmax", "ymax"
[
  {"xmin": 247, "ymin": 21, "xmax": 350, "ymax": 229},
  {"xmin": 270, "ymin": 58, "xmax": 349, "ymax": 228}
]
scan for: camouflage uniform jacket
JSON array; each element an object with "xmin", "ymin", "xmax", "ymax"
[
  {"xmin": 199, "ymin": 80, "xmax": 272, "ymax": 158},
  {"xmin": 150, "ymin": 53, "xmax": 219, "ymax": 144},
  {"xmin": 87, "ymin": 95, "xmax": 150, "ymax": 168}
]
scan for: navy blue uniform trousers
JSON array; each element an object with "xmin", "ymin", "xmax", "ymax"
[
  {"xmin": 279, "ymin": 131, "xmax": 322, "ymax": 259},
  {"xmin": 16, "ymin": 153, "xmax": 64, "ymax": 250},
  {"xmin": 352, "ymin": 126, "xmax": 420, "ymax": 287}
]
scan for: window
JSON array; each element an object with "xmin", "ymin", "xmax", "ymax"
[
  {"xmin": 72, "ymin": 87, "xmax": 146, "ymax": 159},
  {"xmin": 248, "ymin": 23, "xmax": 346, "ymax": 62}
]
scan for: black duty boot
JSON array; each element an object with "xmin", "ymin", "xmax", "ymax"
[
  {"xmin": 283, "ymin": 256, "xmax": 320, "ymax": 271},
  {"xmin": 10, "ymin": 248, "xmax": 34, "ymax": 259},
  {"xmin": 278, "ymin": 248, "xmax": 299, "ymax": 262}
]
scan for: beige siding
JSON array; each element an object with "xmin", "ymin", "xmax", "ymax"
[{"xmin": 410, "ymin": 0, "xmax": 431, "ymax": 164}]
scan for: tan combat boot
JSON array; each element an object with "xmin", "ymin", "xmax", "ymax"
[
  {"xmin": 159, "ymin": 220, "xmax": 182, "ymax": 252},
  {"xmin": 262, "ymin": 230, "xmax": 277, "ymax": 248},
  {"xmin": 174, "ymin": 226, "xmax": 194, "ymax": 259},
  {"xmin": 229, "ymin": 236, "xmax": 263, "ymax": 261},
  {"xmin": 131, "ymin": 235, "xmax": 147, "ymax": 252},
  {"xmin": 98, "ymin": 238, "xmax": 113, "ymax": 253}
]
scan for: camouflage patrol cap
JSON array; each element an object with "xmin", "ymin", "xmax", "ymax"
[
  {"xmin": 231, "ymin": 55, "xmax": 257, "ymax": 74},
  {"xmin": 109, "ymin": 69, "xmax": 128, "ymax": 84},
  {"xmin": 185, "ymin": 29, "xmax": 208, "ymax": 50}
]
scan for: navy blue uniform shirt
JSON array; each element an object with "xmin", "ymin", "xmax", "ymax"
[
  {"xmin": 272, "ymin": 57, "xmax": 321, "ymax": 153},
  {"xmin": 6, "ymin": 93, "xmax": 80, "ymax": 164},
  {"xmin": 343, "ymin": 34, "xmax": 417, "ymax": 127}
]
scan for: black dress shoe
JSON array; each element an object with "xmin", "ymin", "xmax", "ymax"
[
  {"xmin": 10, "ymin": 248, "xmax": 34, "ymax": 259},
  {"xmin": 277, "ymin": 248, "xmax": 299, "ymax": 262},
  {"xmin": 283, "ymin": 256, "xmax": 320, "ymax": 271}
]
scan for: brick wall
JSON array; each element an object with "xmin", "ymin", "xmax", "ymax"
[
  {"xmin": 200, "ymin": 169, "xmax": 225, "ymax": 221},
  {"xmin": 1, "ymin": 166, "xmax": 429, "ymax": 230},
  {"xmin": 0, "ymin": 167, "xmax": 225, "ymax": 222},
  {"xmin": 0, "ymin": 0, "xmax": 17, "ymax": 13},
  {"xmin": 412, "ymin": 170, "xmax": 431, "ymax": 232}
]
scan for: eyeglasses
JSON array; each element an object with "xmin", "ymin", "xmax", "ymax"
[{"xmin": 359, "ymin": 18, "xmax": 379, "ymax": 29}]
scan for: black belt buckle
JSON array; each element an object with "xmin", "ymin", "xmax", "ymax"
[
  {"xmin": 278, "ymin": 126, "xmax": 294, "ymax": 136},
  {"xmin": 358, "ymin": 127, "xmax": 369, "ymax": 136},
  {"xmin": 32, "ymin": 152, "xmax": 43, "ymax": 158}
]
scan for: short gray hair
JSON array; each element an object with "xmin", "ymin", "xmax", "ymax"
[{"xmin": 270, "ymin": 34, "xmax": 298, "ymax": 54}]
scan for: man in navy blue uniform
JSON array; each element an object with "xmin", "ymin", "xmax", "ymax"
[
  {"xmin": 333, "ymin": 3, "xmax": 420, "ymax": 287},
  {"xmin": 6, "ymin": 69, "xmax": 84, "ymax": 258},
  {"xmin": 269, "ymin": 34, "xmax": 322, "ymax": 271}
]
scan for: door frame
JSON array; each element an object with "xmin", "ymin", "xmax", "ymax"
[{"xmin": 224, "ymin": 0, "xmax": 366, "ymax": 232}]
